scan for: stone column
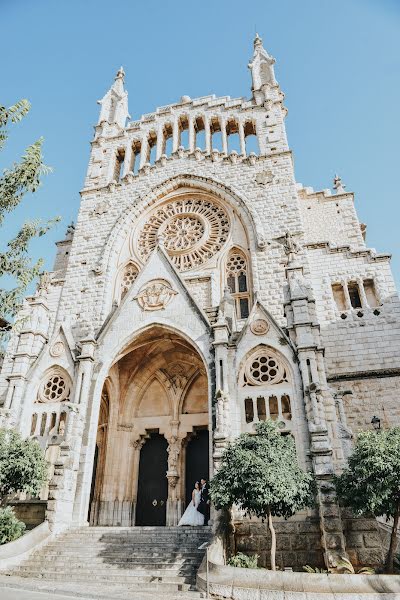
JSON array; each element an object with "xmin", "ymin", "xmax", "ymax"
[
  {"xmin": 122, "ymin": 142, "xmax": 132, "ymax": 177},
  {"xmin": 357, "ymin": 277, "xmax": 368, "ymax": 308},
  {"xmin": 166, "ymin": 433, "xmax": 183, "ymax": 526},
  {"xmin": 342, "ymin": 279, "xmax": 352, "ymax": 310},
  {"xmin": 188, "ymin": 115, "xmax": 196, "ymax": 152},
  {"xmin": 172, "ymin": 117, "xmax": 180, "ymax": 153},
  {"xmin": 221, "ymin": 118, "xmax": 228, "ymax": 155},
  {"xmin": 139, "ymin": 134, "xmax": 149, "ymax": 169},
  {"xmin": 46, "ymin": 336, "xmax": 97, "ymax": 530},
  {"xmin": 204, "ymin": 114, "xmax": 211, "ymax": 154},
  {"xmin": 129, "ymin": 436, "xmax": 146, "ymax": 526},
  {"xmin": 238, "ymin": 121, "xmax": 246, "ymax": 156},
  {"xmin": 284, "ymin": 261, "xmax": 348, "ymax": 570},
  {"xmin": 211, "ymin": 318, "xmax": 231, "ymax": 470},
  {"xmin": 156, "ymin": 122, "xmax": 164, "ymax": 160}
]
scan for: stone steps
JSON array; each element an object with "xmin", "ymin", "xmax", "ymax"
[
  {"xmin": 3, "ymin": 525, "xmax": 212, "ymax": 594},
  {"xmin": 9, "ymin": 571, "xmax": 195, "ymax": 590},
  {"xmin": 0, "ymin": 575, "xmax": 205, "ymax": 599}
]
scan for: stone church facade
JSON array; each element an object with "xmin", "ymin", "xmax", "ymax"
[{"xmin": 1, "ymin": 35, "xmax": 399, "ymax": 569}]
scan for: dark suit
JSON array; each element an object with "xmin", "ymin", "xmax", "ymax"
[{"xmin": 199, "ymin": 484, "xmax": 210, "ymax": 525}]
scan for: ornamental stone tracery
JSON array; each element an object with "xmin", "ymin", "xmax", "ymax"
[
  {"xmin": 136, "ymin": 197, "xmax": 230, "ymax": 271},
  {"xmin": 37, "ymin": 369, "xmax": 71, "ymax": 403},
  {"xmin": 242, "ymin": 350, "xmax": 288, "ymax": 387}
]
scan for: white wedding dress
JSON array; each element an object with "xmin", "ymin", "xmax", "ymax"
[{"xmin": 178, "ymin": 489, "xmax": 204, "ymax": 526}]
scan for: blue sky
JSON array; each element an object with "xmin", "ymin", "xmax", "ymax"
[{"xmin": 1, "ymin": 0, "xmax": 400, "ymax": 290}]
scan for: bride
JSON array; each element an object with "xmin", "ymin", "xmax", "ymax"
[{"xmin": 178, "ymin": 481, "xmax": 204, "ymax": 526}]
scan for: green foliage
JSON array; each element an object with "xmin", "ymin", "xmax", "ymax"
[
  {"xmin": 0, "ymin": 506, "xmax": 26, "ymax": 545},
  {"xmin": 0, "ymin": 99, "xmax": 30, "ymax": 150},
  {"xmin": 334, "ymin": 427, "xmax": 400, "ymax": 573},
  {"xmin": 336, "ymin": 556, "xmax": 375, "ymax": 575},
  {"xmin": 227, "ymin": 552, "xmax": 259, "ymax": 569},
  {"xmin": 210, "ymin": 420, "xmax": 315, "ymax": 520},
  {"xmin": 334, "ymin": 428, "xmax": 400, "ymax": 519},
  {"xmin": 210, "ymin": 421, "xmax": 315, "ymax": 571},
  {"xmin": 0, "ymin": 428, "xmax": 47, "ymax": 504},
  {"xmin": 303, "ymin": 565, "xmax": 328, "ymax": 574},
  {"xmin": 0, "ymin": 99, "xmax": 59, "ymax": 341}
]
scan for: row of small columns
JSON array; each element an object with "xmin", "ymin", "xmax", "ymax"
[{"xmin": 121, "ymin": 116, "xmax": 259, "ymax": 175}]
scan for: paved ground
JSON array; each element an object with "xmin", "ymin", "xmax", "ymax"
[{"xmin": 0, "ymin": 576, "xmax": 205, "ymax": 600}]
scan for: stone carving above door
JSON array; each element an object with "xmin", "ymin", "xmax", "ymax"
[{"xmin": 134, "ymin": 279, "xmax": 178, "ymax": 311}]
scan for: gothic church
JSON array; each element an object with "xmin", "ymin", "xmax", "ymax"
[{"xmin": 1, "ymin": 34, "xmax": 399, "ymax": 570}]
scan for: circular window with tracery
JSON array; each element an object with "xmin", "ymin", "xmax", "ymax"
[
  {"xmin": 38, "ymin": 370, "xmax": 70, "ymax": 403},
  {"xmin": 137, "ymin": 197, "xmax": 230, "ymax": 271},
  {"xmin": 243, "ymin": 350, "xmax": 288, "ymax": 387}
]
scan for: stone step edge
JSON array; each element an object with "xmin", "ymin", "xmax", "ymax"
[{"xmin": 0, "ymin": 579, "xmax": 204, "ymax": 600}]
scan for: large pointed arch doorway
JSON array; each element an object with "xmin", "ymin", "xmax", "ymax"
[{"xmin": 89, "ymin": 326, "xmax": 210, "ymax": 526}]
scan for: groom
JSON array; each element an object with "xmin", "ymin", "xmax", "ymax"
[{"xmin": 198, "ymin": 477, "xmax": 210, "ymax": 525}]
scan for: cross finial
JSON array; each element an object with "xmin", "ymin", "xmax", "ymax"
[
  {"xmin": 254, "ymin": 32, "xmax": 263, "ymax": 48},
  {"xmin": 115, "ymin": 66, "xmax": 125, "ymax": 81}
]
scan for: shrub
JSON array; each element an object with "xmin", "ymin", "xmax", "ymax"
[
  {"xmin": 0, "ymin": 506, "xmax": 25, "ymax": 545},
  {"xmin": 334, "ymin": 427, "xmax": 400, "ymax": 573},
  {"xmin": 0, "ymin": 427, "xmax": 47, "ymax": 504},
  {"xmin": 227, "ymin": 552, "xmax": 259, "ymax": 569},
  {"xmin": 211, "ymin": 420, "xmax": 315, "ymax": 571}
]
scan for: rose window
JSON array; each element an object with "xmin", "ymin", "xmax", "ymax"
[
  {"xmin": 163, "ymin": 215, "xmax": 204, "ymax": 252},
  {"xmin": 243, "ymin": 351, "xmax": 287, "ymax": 386},
  {"xmin": 137, "ymin": 197, "xmax": 230, "ymax": 271},
  {"xmin": 38, "ymin": 371, "xmax": 70, "ymax": 403}
]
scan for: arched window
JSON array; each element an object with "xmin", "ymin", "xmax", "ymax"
[
  {"xmin": 37, "ymin": 367, "xmax": 71, "ymax": 403},
  {"xmin": 120, "ymin": 262, "xmax": 139, "ymax": 299},
  {"xmin": 226, "ymin": 249, "xmax": 251, "ymax": 319},
  {"xmin": 239, "ymin": 347, "xmax": 294, "ymax": 433},
  {"xmin": 244, "ymin": 121, "xmax": 259, "ymax": 155}
]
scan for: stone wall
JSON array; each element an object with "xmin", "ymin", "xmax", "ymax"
[
  {"xmin": 343, "ymin": 517, "xmax": 386, "ymax": 568},
  {"xmin": 234, "ymin": 518, "xmax": 325, "ymax": 571},
  {"xmin": 8, "ymin": 501, "xmax": 47, "ymax": 530},
  {"xmin": 331, "ymin": 376, "xmax": 400, "ymax": 433}
]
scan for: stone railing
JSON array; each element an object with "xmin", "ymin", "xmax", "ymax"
[{"xmin": 197, "ymin": 559, "xmax": 400, "ymax": 599}]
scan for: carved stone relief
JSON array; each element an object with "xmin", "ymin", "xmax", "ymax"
[
  {"xmin": 250, "ymin": 318, "xmax": 269, "ymax": 336},
  {"xmin": 134, "ymin": 279, "xmax": 177, "ymax": 311}
]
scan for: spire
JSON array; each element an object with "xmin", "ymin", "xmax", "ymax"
[
  {"xmin": 113, "ymin": 66, "xmax": 125, "ymax": 95},
  {"xmin": 97, "ymin": 67, "xmax": 130, "ymax": 128},
  {"xmin": 333, "ymin": 174, "xmax": 346, "ymax": 194},
  {"xmin": 248, "ymin": 32, "xmax": 277, "ymax": 96}
]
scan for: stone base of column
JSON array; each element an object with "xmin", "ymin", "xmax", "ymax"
[
  {"xmin": 90, "ymin": 499, "xmax": 136, "ymax": 526},
  {"xmin": 166, "ymin": 499, "xmax": 183, "ymax": 526}
]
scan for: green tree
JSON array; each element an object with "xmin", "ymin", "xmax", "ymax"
[
  {"xmin": 210, "ymin": 420, "xmax": 315, "ymax": 571},
  {"xmin": 0, "ymin": 99, "xmax": 58, "ymax": 344},
  {"xmin": 335, "ymin": 427, "xmax": 400, "ymax": 573},
  {"xmin": 0, "ymin": 427, "xmax": 47, "ymax": 506}
]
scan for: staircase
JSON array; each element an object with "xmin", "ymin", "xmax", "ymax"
[{"xmin": 5, "ymin": 526, "xmax": 212, "ymax": 597}]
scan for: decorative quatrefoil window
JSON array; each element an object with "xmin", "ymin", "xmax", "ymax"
[{"xmin": 137, "ymin": 197, "xmax": 230, "ymax": 271}]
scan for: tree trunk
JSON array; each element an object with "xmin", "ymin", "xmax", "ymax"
[
  {"xmin": 386, "ymin": 502, "xmax": 400, "ymax": 574},
  {"xmin": 267, "ymin": 508, "xmax": 276, "ymax": 571}
]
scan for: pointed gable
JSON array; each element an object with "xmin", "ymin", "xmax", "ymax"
[{"xmin": 95, "ymin": 245, "xmax": 212, "ymax": 365}]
